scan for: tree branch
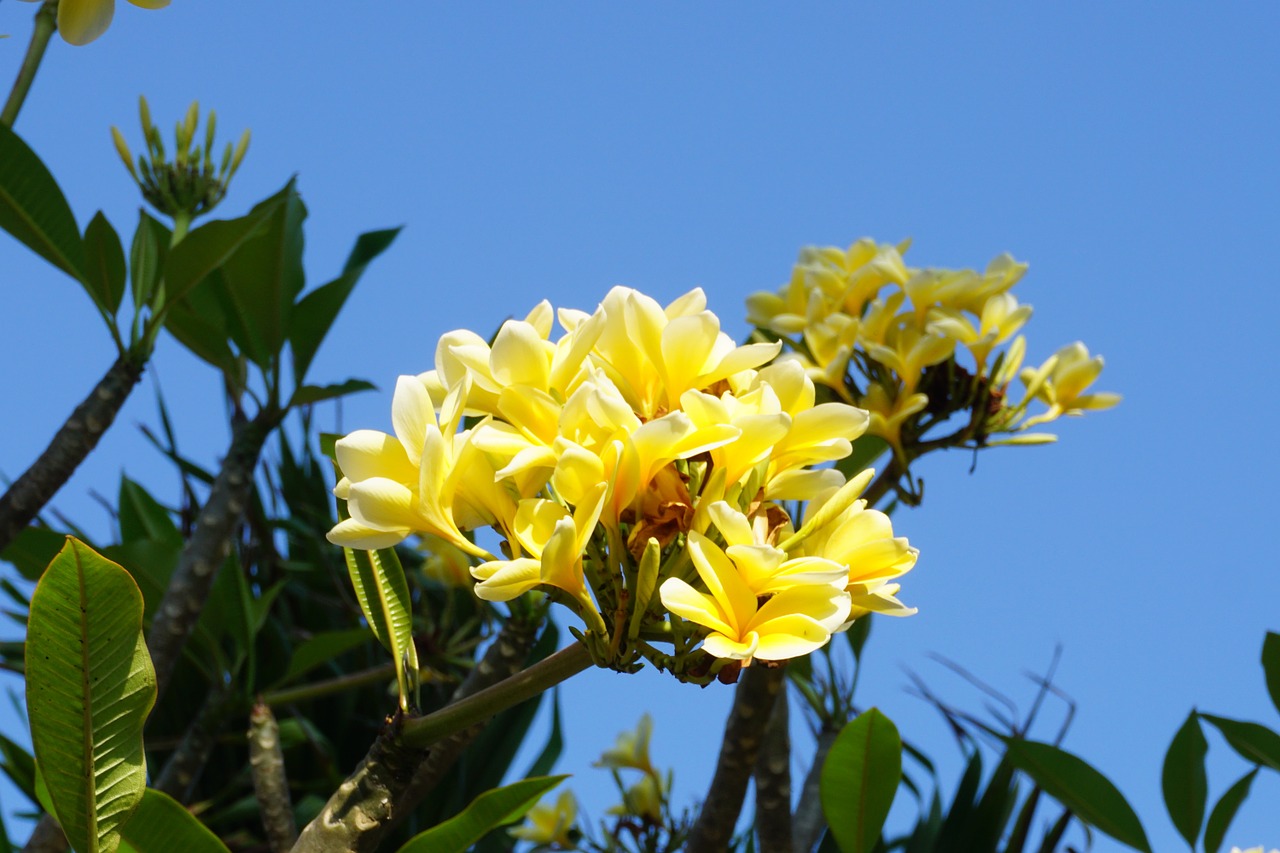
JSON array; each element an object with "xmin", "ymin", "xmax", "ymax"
[
  {"xmin": 146, "ymin": 408, "xmax": 279, "ymax": 699},
  {"xmin": 250, "ymin": 702, "xmax": 297, "ymax": 853},
  {"xmin": 686, "ymin": 665, "xmax": 787, "ymax": 853},
  {"xmin": 0, "ymin": 352, "xmax": 145, "ymax": 554},
  {"xmin": 152, "ymin": 682, "xmax": 232, "ymax": 802},
  {"xmin": 753, "ymin": 685, "xmax": 791, "ymax": 853},
  {"xmin": 791, "ymin": 726, "xmax": 838, "ymax": 853}
]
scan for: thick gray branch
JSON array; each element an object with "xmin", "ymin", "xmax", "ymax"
[
  {"xmin": 753, "ymin": 685, "xmax": 791, "ymax": 853},
  {"xmin": 146, "ymin": 410, "xmax": 277, "ymax": 699},
  {"xmin": 686, "ymin": 665, "xmax": 787, "ymax": 853},
  {"xmin": 250, "ymin": 702, "xmax": 298, "ymax": 853},
  {"xmin": 791, "ymin": 727, "xmax": 838, "ymax": 853},
  {"xmin": 153, "ymin": 684, "xmax": 231, "ymax": 802},
  {"xmin": 0, "ymin": 352, "xmax": 144, "ymax": 554}
]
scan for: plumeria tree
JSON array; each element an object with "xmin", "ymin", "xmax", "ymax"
[{"xmin": 7, "ymin": 5, "xmax": 1271, "ymax": 853}]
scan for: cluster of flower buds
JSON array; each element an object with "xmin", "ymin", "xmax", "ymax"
[
  {"xmin": 112, "ymin": 96, "xmax": 249, "ymax": 223},
  {"xmin": 327, "ymin": 287, "xmax": 916, "ymax": 683},
  {"xmin": 746, "ymin": 239, "xmax": 1119, "ymax": 483}
]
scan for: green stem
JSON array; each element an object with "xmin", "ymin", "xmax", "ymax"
[
  {"xmin": 399, "ymin": 641, "xmax": 593, "ymax": 748},
  {"xmin": 1, "ymin": 0, "xmax": 57, "ymax": 128},
  {"xmin": 260, "ymin": 662, "xmax": 396, "ymax": 707}
]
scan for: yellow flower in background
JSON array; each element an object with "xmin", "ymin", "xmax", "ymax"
[
  {"xmin": 608, "ymin": 773, "xmax": 665, "ymax": 823},
  {"xmin": 21, "ymin": 0, "xmax": 169, "ymax": 46},
  {"xmin": 510, "ymin": 789, "xmax": 578, "ymax": 848},
  {"xmin": 594, "ymin": 713, "xmax": 656, "ymax": 775},
  {"xmin": 929, "ymin": 292, "xmax": 1033, "ymax": 372}
]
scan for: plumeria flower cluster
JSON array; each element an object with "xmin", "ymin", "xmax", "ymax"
[
  {"xmin": 327, "ymin": 286, "xmax": 916, "ymax": 682},
  {"xmin": 746, "ymin": 239, "xmax": 1119, "ymax": 483},
  {"xmin": 19, "ymin": 0, "xmax": 167, "ymax": 46}
]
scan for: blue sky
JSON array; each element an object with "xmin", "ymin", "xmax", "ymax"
[{"xmin": 2, "ymin": 3, "xmax": 1278, "ymax": 849}]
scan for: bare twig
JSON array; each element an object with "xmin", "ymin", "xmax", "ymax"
[{"xmin": 250, "ymin": 702, "xmax": 297, "ymax": 853}]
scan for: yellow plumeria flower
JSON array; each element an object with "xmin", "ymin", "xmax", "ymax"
[
  {"xmin": 594, "ymin": 713, "xmax": 656, "ymax": 775},
  {"xmin": 1019, "ymin": 341, "xmax": 1121, "ymax": 427},
  {"xmin": 510, "ymin": 790, "xmax": 578, "ymax": 848},
  {"xmin": 705, "ymin": 502, "xmax": 849, "ymax": 596},
  {"xmin": 471, "ymin": 483, "xmax": 608, "ymax": 632},
  {"xmin": 658, "ymin": 531, "xmax": 851, "ymax": 663},
  {"xmin": 607, "ymin": 773, "xmax": 665, "ymax": 823},
  {"xmin": 928, "ymin": 292, "xmax": 1034, "ymax": 372},
  {"xmin": 20, "ymin": 0, "xmax": 168, "ymax": 46}
]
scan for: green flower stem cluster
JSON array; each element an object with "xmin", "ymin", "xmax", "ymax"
[{"xmin": 113, "ymin": 96, "xmax": 249, "ymax": 236}]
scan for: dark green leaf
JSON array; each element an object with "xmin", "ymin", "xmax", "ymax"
[
  {"xmin": 26, "ymin": 538, "xmax": 157, "ymax": 853},
  {"xmin": 128, "ymin": 211, "xmax": 171, "ymax": 313},
  {"xmin": 161, "ymin": 268, "xmax": 241, "ymax": 379},
  {"xmin": 839, "ymin": 435, "xmax": 889, "ymax": 481},
  {"xmin": 524, "ymin": 689, "xmax": 564, "ymax": 779},
  {"xmin": 289, "ymin": 227, "xmax": 401, "ymax": 385},
  {"xmin": 213, "ymin": 182, "xmax": 307, "ymax": 368},
  {"xmin": 0, "ymin": 526, "xmax": 68, "ymax": 581},
  {"xmin": 1004, "ymin": 739, "xmax": 1150, "ymax": 852},
  {"xmin": 846, "ymin": 613, "xmax": 872, "ymax": 663},
  {"xmin": 1199, "ymin": 713, "xmax": 1280, "ymax": 771},
  {"xmin": 1263, "ymin": 632, "xmax": 1280, "ymax": 719},
  {"xmin": 289, "ymin": 379, "xmax": 377, "ymax": 408},
  {"xmin": 118, "ymin": 788, "xmax": 230, "ymax": 853},
  {"xmin": 83, "ymin": 212, "xmax": 127, "ymax": 316},
  {"xmin": 0, "ymin": 123, "xmax": 86, "ymax": 282},
  {"xmin": 0, "ymin": 731, "xmax": 36, "ymax": 804},
  {"xmin": 277, "ymin": 628, "xmax": 374, "ymax": 685},
  {"xmin": 118, "ymin": 476, "xmax": 181, "ymax": 547},
  {"xmin": 162, "ymin": 181, "xmax": 290, "ymax": 308},
  {"xmin": 821, "ymin": 707, "xmax": 901, "ymax": 853},
  {"xmin": 396, "ymin": 776, "xmax": 567, "ymax": 853},
  {"xmin": 1203, "ymin": 768, "xmax": 1257, "ymax": 853},
  {"xmin": 1162, "ymin": 712, "xmax": 1207, "ymax": 849}
]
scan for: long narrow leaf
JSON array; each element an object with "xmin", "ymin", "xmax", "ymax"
[
  {"xmin": 1202, "ymin": 768, "xmax": 1257, "ymax": 853},
  {"xmin": 26, "ymin": 538, "xmax": 157, "ymax": 853},
  {"xmin": 1198, "ymin": 714, "xmax": 1280, "ymax": 771},
  {"xmin": 1263, "ymin": 632, "xmax": 1280, "ymax": 719},
  {"xmin": 0, "ymin": 123, "xmax": 86, "ymax": 282},
  {"xmin": 83, "ymin": 213, "xmax": 127, "ymax": 316},
  {"xmin": 396, "ymin": 776, "xmax": 567, "ymax": 853},
  {"xmin": 1004, "ymin": 739, "xmax": 1150, "ymax": 852},
  {"xmin": 1162, "ymin": 712, "xmax": 1208, "ymax": 849},
  {"xmin": 341, "ymin": 540, "xmax": 419, "ymax": 711}
]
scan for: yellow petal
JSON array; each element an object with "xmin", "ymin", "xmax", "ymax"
[
  {"xmin": 58, "ymin": 0, "xmax": 115, "ymax": 45},
  {"xmin": 658, "ymin": 578, "xmax": 735, "ymax": 637}
]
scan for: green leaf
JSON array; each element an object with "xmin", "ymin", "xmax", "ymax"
[
  {"xmin": 0, "ymin": 731, "xmax": 36, "ymax": 804},
  {"xmin": 524, "ymin": 690, "xmax": 564, "ymax": 779},
  {"xmin": 846, "ymin": 612, "xmax": 872, "ymax": 663},
  {"xmin": 341, "ymin": 537, "xmax": 419, "ymax": 712},
  {"xmin": 0, "ymin": 123, "xmax": 86, "ymax": 283},
  {"xmin": 838, "ymin": 435, "xmax": 889, "ymax": 481},
  {"xmin": 83, "ymin": 213, "xmax": 127, "ymax": 316},
  {"xmin": 213, "ymin": 182, "xmax": 307, "ymax": 368},
  {"xmin": 396, "ymin": 775, "xmax": 567, "ymax": 853},
  {"xmin": 1199, "ymin": 713, "xmax": 1280, "ymax": 771},
  {"xmin": 1004, "ymin": 739, "xmax": 1150, "ymax": 852},
  {"xmin": 117, "ymin": 477, "xmax": 181, "ymax": 547},
  {"xmin": 25, "ymin": 538, "xmax": 157, "ymax": 853},
  {"xmin": 0, "ymin": 525, "xmax": 69, "ymax": 581},
  {"xmin": 821, "ymin": 707, "xmax": 901, "ymax": 853},
  {"xmin": 118, "ymin": 788, "xmax": 230, "ymax": 853},
  {"xmin": 162, "ymin": 181, "xmax": 290, "ymax": 309},
  {"xmin": 1202, "ymin": 767, "xmax": 1257, "ymax": 853},
  {"xmin": 128, "ymin": 212, "xmax": 170, "ymax": 313},
  {"xmin": 1162, "ymin": 711, "xmax": 1207, "ymax": 849},
  {"xmin": 289, "ymin": 227, "xmax": 401, "ymax": 385},
  {"xmin": 277, "ymin": 628, "xmax": 375, "ymax": 685},
  {"xmin": 1263, "ymin": 632, "xmax": 1280, "ymax": 718},
  {"xmin": 161, "ymin": 267, "xmax": 241, "ymax": 380},
  {"xmin": 289, "ymin": 379, "xmax": 377, "ymax": 408}
]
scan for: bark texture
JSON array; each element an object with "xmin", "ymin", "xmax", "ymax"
[
  {"xmin": 686, "ymin": 665, "xmax": 787, "ymax": 853},
  {"xmin": 753, "ymin": 685, "xmax": 792, "ymax": 853}
]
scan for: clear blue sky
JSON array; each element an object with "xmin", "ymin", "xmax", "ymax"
[{"xmin": 2, "ymin": 3, "xmax": 1278, "ymax": 849}]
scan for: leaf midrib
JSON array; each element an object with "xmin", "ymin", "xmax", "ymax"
[{"xmin": 74, "ymin": 548, "xmax": 100, "ymax": 853}]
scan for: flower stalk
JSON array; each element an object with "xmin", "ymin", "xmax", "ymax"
[{"xmin": 0, "ymin": 0, "xmax": 56, "ymax": 128}]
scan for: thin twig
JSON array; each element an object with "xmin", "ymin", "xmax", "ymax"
[{"xmin": 250, "ymin": 702, "xmax": 297, "ymax": 853}]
